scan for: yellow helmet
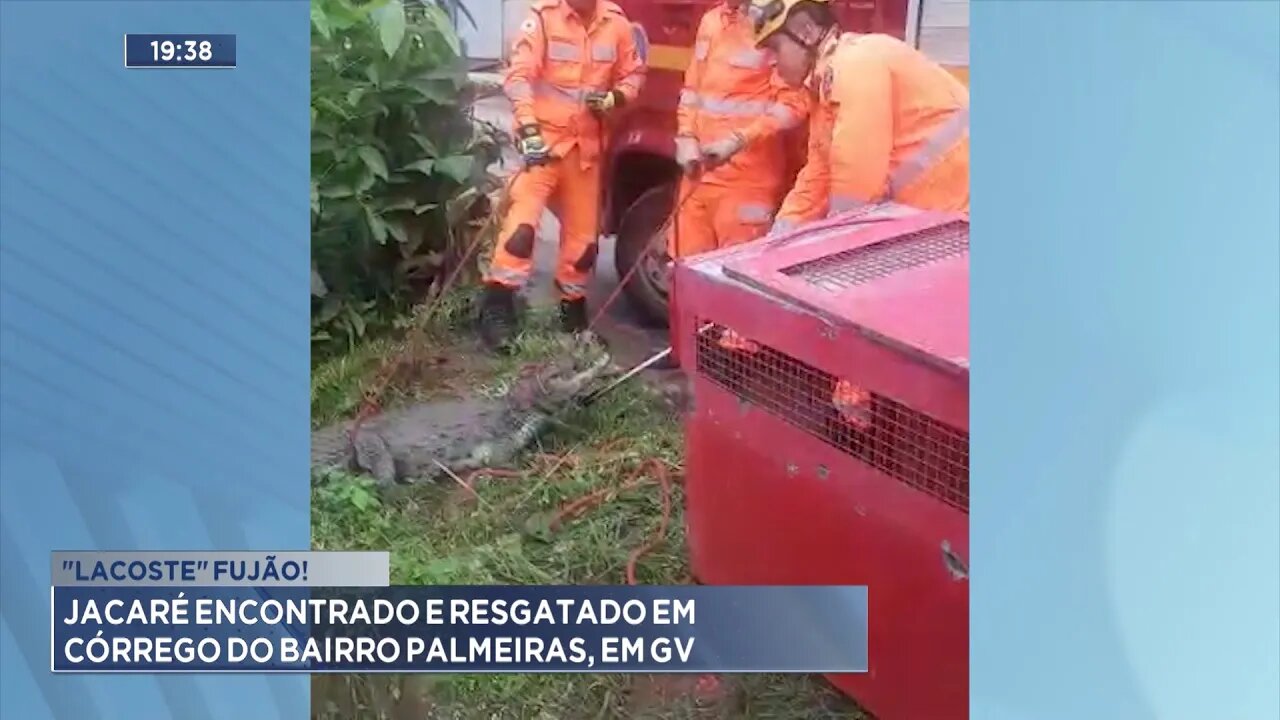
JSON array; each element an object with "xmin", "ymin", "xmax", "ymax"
[{"xmin": 748, "ymin": 0, "xmax": 831, "ymax": 47}]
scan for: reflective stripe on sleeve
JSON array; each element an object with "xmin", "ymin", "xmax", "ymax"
[
  {"xmin": 830, "ymin": 193, "xmax": 872, "ymax": 215},
  {"xmin": 887, "ymin": 107, "xmax": 969, "ymax": 197},
  {"xmin": 767, "ymin": 103, "xmax": 801, "ymax": 129},
  {"xmin": 728, "ymin": 48, "xmax": 768, "ymax": 70}
]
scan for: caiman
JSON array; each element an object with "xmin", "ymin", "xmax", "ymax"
[{"xmin": 311, "ymin": 333, "xmax": 613, "ymax": 486}]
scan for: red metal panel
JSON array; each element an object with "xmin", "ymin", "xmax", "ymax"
[
  {"xmin": 674, "ymin": 209, "xmax": 969, "ymax": 720},
  {"xmin": 685, "ymin": 380, "xmax": 968, "ymax": 719}
]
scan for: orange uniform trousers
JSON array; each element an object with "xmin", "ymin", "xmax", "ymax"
[
  {"xmin": 486, "ymin": 147, "xmax": 602, "ymax": 301},
  {"xmin": 667, "ymin": 181, "xmax": 776, "ymax": 259}
]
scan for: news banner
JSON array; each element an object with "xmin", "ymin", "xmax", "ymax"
[{"xmin": 52, "ymin": 552, "xmax": 868, "ymax": 674}]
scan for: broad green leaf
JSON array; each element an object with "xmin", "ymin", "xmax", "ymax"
[
  {"xmin": 384, "ymin": 218, "xmax": 409, "ymax": 244},
  {"xmin": 318, "ymin": 297, "xmax": 343, "ymax": 323},
  {"xmin": 318, "ymin": 184, "xmax": 355, "ymax": 199},
  {"xmin": 409, "ymin": 133, "xmax": 440, "ymax": 158},
  {"xmin": 348, "ymin": 307, "xmax": 367, "ymax": 337},
  {"xmin": 355, "ymin": 146, "xmax": 388, "ymax": 180},
  {"xmin": 434, "ymin": 155, "xmax": 474, "ymax": 183},
  {"xmin": 354, "ymin": 168, "xmax": 377, "ymax": 194},
  {"xmin": 373, "ymin": 0, "xmax": 407, "ymax": 58},
  {"xmin": 310, "ymin": 5, "xmax": 331, "ymax": 39},
  {"xmin": 380, "ymin": 198, "xmax": 418, "ymax": 212},
  {"xmin": 406, "ymin": 79, "xmax": 455, "ymax": 104},
  {"xmin": 401, "ymin": 159, "xmax": 435, "ymax": 176},
  {"xmin": 421, "ymin": 2, "xmax": 462, "ymax": 57},
  {"xmin": 311, "ymin": 262, "xmax": 328, "ymax": 297},
  {"xmin": 345, "ymin": 87, "xmax": 366, "ymax": 107},
  {"xmin": 365, "ymin": 208, "xmax": 389, "ymax": 244},
  {"xmin": 327, "ymin": 0, "xmax": 384, "ymax": 31}
]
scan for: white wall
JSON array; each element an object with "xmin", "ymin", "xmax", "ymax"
[
  {"xmin": 458, "ymin": 0, "xmax": 506, "ymax": 61},
  {"xmin": 917, "ymin": 0, "xmax": 969, "ymax": 67},
  {"xmin": 501, "ymin": 0, "xmax": 533, "ymax": 62}
]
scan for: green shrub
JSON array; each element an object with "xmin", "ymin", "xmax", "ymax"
[{"xmin": 310, "ymin": 0, "xmax": 502, "ymax": 356}]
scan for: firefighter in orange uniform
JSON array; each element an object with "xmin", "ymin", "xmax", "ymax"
[
  {"xmin": 748, "ymin": 0, "xmax": 969, "ymax": 236},
  {"xmin": 668, "ymin": 0, "xmax": 811, "ymax": 259},
  {"xmin": 658, "ymin": 0, "xmax": 810, "ymax": 370},
  {"xmin": 740, "ymin": 0, "xmax": 969, "ymax": 419},
  {"xmin": 479, "ymin": 0, "xmax": 646, "ymax": 353}
]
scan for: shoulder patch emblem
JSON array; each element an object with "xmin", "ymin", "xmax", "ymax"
[{"xmin": 521, "ymin": 18, "xmax": 537, "ymax": 35}]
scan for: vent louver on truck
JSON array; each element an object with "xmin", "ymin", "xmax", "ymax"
[{"xmin": 782, "ymin": 220, "xmax": 969, "ymax": 292}]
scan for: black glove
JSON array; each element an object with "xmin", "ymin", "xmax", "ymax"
[
  {"xmin": 516, "ymin": 125, "xmax": 550, "ymax": 166},
  {"xmin": 585, "ymin": 89, "xmax": 624, "ymax": 114}
]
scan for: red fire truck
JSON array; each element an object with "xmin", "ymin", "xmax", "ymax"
[{"xmin": 602, "ymin": 0, "xmax": 970, "ymax": 324}]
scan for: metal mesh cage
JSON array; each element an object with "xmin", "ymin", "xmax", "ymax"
[
  {"xmin": 781, "ymin": 220, "xmax": 970, "ymax": 293},
  {"xmin": 695, "ymin": 322, "xmax": 969, "ymax": 512}
]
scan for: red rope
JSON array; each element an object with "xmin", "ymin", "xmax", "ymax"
[
  {"xmin": 548, "ymin": 458, "xmax": 679, "ymax": 585},
  {"xmin": 586, "ymin": 176, "xmax": 699, "ymax": 333}
]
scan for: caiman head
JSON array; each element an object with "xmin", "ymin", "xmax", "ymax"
[{"xmin": 510, "ymin": 332, "xmax": 613, "ymax": 413}]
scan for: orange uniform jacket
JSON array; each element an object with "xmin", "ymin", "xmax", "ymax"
[
  {"xmin": 775, "ymin": 33, "xmax": 969, "ymax": 230},
  {"xmin": 678, "ymin": 4, "xmax": 810, "ymax": 192},
  {"xmin": 504, "ymin": 0, "xmax": 646, "ymax": 164}
]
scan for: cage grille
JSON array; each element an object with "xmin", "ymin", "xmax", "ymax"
[
  {"xmin": 782, "ymin": 220, "xmax": 969, "ymax": 292},
  {"xmin": 695, "ymin": 323, "xmax": 969, "ymax": 512}
]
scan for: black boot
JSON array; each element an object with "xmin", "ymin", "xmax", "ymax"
[
  {"xmin": 559, "ymin": 297, "xmax": 589, "ymax": 334},
  {"xmin": 478, "ymin": 284, "xmax": 519, "ymax": 353}
]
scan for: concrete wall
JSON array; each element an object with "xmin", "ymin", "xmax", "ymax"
[
  {"xmin": 457, "ymin": 0, "xmax": 506, "ymax": 61},
  {"xmin": 500, "ymin": 0, "xmax": 533, "ymax": 62},
  {"xmin": 917, "ymin": 0, "xmax": 969, "ymax": 68}
]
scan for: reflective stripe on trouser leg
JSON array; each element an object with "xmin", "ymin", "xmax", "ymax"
[
  {"xmin": 553, "ymin": 147, "xmax": 600, "ymax": 300},
  {"xmin": 714, "ymin": 191, "xmax": 775, "ymax": 249},
  {"xmin": 487, "ymin": 164, "xmax": 558, "ymax": 289}
]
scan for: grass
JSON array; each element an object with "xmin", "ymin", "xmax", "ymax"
[{"xmin": 310, "ymin": 304, "xmax": 867, "ymax": 719}]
